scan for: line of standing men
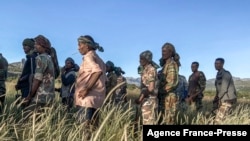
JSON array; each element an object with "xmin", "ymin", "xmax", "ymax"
[
  {"xmin": 134, "ymin": 42, "xmax": 237, "ymax": 125},
  {"xmin": 0, "ymin": 35, "xmax": 237, "ymax": 126}
]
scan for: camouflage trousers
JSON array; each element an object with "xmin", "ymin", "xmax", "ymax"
[
  {"xmin": 214, "ymin": 101, "xmax": 235, "ymax": 125},
  {"xmin": 158, "ymin": 92, "xmax": 178, "ymax": 125},
  {"xmin": 141, "ymin": 97, "xmax": 158, "ymax": 125}
]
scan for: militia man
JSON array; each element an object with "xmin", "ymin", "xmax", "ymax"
[
  {"xmin": 186, "ymin": 62, "xmax": 206, "ymax": 111},
  {"xmin": 135, "ymin": 50, "xmax": 159, "ymax": 125},
  {"xmin": 158, "ymin": 43, "xmax": 180, "ymax": 125},
  {"xmin": 213, "ymin": 58, "xmax": 237, "ymax": 124},
  {"xmin": 0, "ymin": 53, "xmax": 8, "ymax": 113},
  {"xmin": 105, "ymin": 61, "xmax": 118, "ymax": 100},
  {"xmin": 23, "ymin": 35, "xmax": 55, "ymax": 116},
  {"xmin": 113, "ymin": 67, "xmax": 127, "ymax": 104}
]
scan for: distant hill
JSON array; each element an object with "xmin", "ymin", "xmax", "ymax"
[
  {"xmin": 7, "ymin": 61, "xmax": 22, "ymax": 78},
  {"xmin": 126, "ymin": 76, "xmax": 250, "ymax": 92},
  {"xmin": 7, "ymin": 61, "xmax": 250, "ymax": 92}
]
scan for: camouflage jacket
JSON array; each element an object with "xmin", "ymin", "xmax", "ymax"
[
  {"xmin": 158, "ymin": 60, "xmax": 179, "ymax": 94},
  {"xmin": 114, "ymin": 75, "xmax": 127, "ymax": 102},
  {"xmin": 141, "ymin": 63, "xmax": 158, "ymax": 97},
  {"xmin": 32, "ymin": 53, "xmax": 55, "ymax": 104}
]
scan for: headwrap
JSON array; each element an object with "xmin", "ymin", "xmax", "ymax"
[
  {"xmin": 114, "ymin": 67, "xmax": 125, "ymax": 76},
  {"xmin": 106, "ymin": 60, "xmax": 115, "ymax": 71},
  {"xmin": 34, "ymin": 35, "xmax": 51, "ymax": 49},
  {"xmin": 65, "ymin": 57, "xmax": 75, "ymax": 65},
  {"xmin": 22, "ymin": 38, "xmax": 35, "ymax": 48},
  {"xmin": 78, "ymin": 36, "xmax": 104, "ymax": 52},
  {"xmin": 65, "ymin": 57, "xmax": 79, "ymax": 72},
  {"xmin": 140, "ymin": 50, "xmax": 160, "ymax": 69}
]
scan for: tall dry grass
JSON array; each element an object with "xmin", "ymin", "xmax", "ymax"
[{"xmin": 0, "ymin": 80, "xmax": 249, "ymax": 140}]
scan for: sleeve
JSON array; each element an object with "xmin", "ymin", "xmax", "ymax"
[
  {"xmin": 147, "ymin": 67, "xmax": 157, "ymax": 82},
  {"xmin": 85, "ymin": 55, "xmax": 102, "ymax": 73},
  {"xmin": 34, "ymin": 56, "xmax": 47, "ymax": 81},
  {"xmin": 198, "ymin": 71, "xmax": 206, "ymax": 91}
]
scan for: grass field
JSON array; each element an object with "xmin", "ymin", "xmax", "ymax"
[{"xmin": 0, "ymin": 80, "xmax": 249, "ymax": 141}]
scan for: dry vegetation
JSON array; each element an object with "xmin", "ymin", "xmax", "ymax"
[{"xmin": 0, "ymin": 79, "xmax": 249, "ymax": 141}]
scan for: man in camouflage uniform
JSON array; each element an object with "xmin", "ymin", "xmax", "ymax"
[
  {"xmin": 135, "ymin": 50, "xmax": 159, "ymax": 125},
  {"xmin": 105, "ymin": 61, "xmax": 117, "ymax": 100},
  {"xmin": 23, "ymin": 35, "xmax": 55, "ymax": 116},
  {"xmin": 158, "ymin": 43, "xmax": 180, "ymax": 125},
  {"xmin": 114, "ymin": 67, "xmax": 127, "ymax": 104},
  {"xmin": 0, "ymin": 53, "xmax": 8, "ymax": 113},
  {"xmin": 186, "ymin": 62, "xmax": 206, "ymax": 111},
  {"xmin": 175, "ymin": 74, "xmax": 188, "ymax": 111},
  {"xmin": 213, "ymin": 58, "xmax": 237, "ymax": 124}
]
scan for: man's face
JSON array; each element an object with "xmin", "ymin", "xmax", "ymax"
[
  {"xmin": 23, "ymin": 46, "xmax": 31, "ymax": 54},
  {"xmin": 106, "ymin": 65, "xmax": 111, "ymax": 72},
  {"xmin": 65, "ymin": 61, "xmax": 73, "ymax": 69},
  {"xmin": 162, "ymin": 47, "xmax": 171, "ymax": 60},
  {"xmin": 34, "ymin": 42, "xmax": 43, "ymax": 53},
  {"xmin": 191, "ymin": 64, "xmax": 198, "ymax": 72},
  {"xmin": 78, "ymin": 42, "xmax": 88, "ymax": 55},
  {"xmin": 215, "ymin": 60, "xmax": 223, "ymax": 71},
  {"xmin": 139, "ymin": 56, "xmax": 147, "ymax": 66}
]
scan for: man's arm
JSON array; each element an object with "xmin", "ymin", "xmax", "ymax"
[{"xmin": 198, "ymin": 71, "xmax": 206, "ymax": 93}]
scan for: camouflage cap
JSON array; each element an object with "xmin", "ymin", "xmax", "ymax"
[
  {"xmin": 140, "ymin": 50, "xmax": 160, "ymax": 69},
  {"xmin": 140, "ymin": 50, "xmax": 152, "ymax": 62}
]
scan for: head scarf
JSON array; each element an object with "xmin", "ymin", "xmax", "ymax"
[
  {"xmin": 140, "ymin": 50, "xmax": 160, "ymax": 69},
  {"xmin": 65, "ymin": 57, "xmax": 79, "ymax": 72},
  {"xmin": 22, "ymin": 38, "xmax": 35, "ymax": 49},
  {"xmin": 65, "ymin": 57, "xmax": 75, "ymax": 65},
  {"xmin": 114, "ymin": 67, "xmax": 125, "ymax": 76},
  {"xmin": 78, "ymin": 35, "xmax": 104, "ymax": 52},
  {"xmin": 106, "ymin": 60, "xmax": 115, "ymax": 70},
  {"xmin": 34, "ymin": 35, "xmax": 51, "ymax": 49}
]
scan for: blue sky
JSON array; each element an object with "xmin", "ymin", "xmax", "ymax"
[{"xmin": 1, "ymin": 0, "xmax": 250, "ymax": 80}]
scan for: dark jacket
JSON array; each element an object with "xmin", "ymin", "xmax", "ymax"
[
  {"xmin": 60, "ymin": 64, "xmax": 79, "ymax": 97},
  {"xmin": 16, "ymin": 52, "xmax": 37, "ymax": 89}
]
